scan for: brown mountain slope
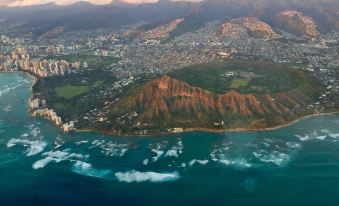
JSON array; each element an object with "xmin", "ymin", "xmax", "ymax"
[
  {"xmin": 108, "ymin": 75, "xmax": 321, "ymax": 134},
  {"xmin": 276, "ymin": 10, "xmax": 320, "ymax": 38},
  {"xmin": 217, "ymin": 17, "xmax": 279, "ymax": 39},
  {"xmin": 138, "ymin": 18, "xmax": 185, "ymax": 41}
]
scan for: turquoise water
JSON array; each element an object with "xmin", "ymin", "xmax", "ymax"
[{"xmin": 1, "ymin": 72, "xmax": 339, "ymax": 205}]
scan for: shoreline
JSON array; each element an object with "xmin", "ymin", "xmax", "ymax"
[
  {"xmin": 182, "ymin": 111, "xmax": 339, "ymax": 134},
  {"xmin": 2, "ymin": 70, "xmax": 338, "ymax": 137},
  {"xmin": 77, "ymin": 111, "xmax": 339, "ymax": 137}
]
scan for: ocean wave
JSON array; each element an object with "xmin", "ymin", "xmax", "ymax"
[
  {"xmin": 286, "ymin": 142, "xmax": 302, "ymax": 149},
  {"xmin": 71, "ymin": 161, "xmax": 111, "ymax": 178},
  {"xmin": 210, "ymin": 143, "xmax": 252, "ymax": 169},
  {"xmin": 209, "ymin": 137, "xmax": 300, "ymax": 169},
  {"xmin": 75, "ymin": 140, "xmax": 89, "ymax": 146},
  {"xmin": 32, "ymin": 150, "xmax": 89, "ymax": 169},
  {"xmin": 188, "ymin": 159, "xmax": 209, "ymax": 167},
  {"xmin": 7, "ymin": 138, "xmax": 47, "ymax": 156},
  {"xmin": 253, "ymin": 150, "xmax": 290, "ymax": 167},
  {"xmin": 29, "ymin": 127, "xmax": 41, "ymax": 138},
  {"xmin": 2, "ymin": 104, "xmax": 12, "ymax": 112},
  {"xmin": 115, "ymin": 170, "xmax": 180, "ymax": 183},
  {"xmin": 315, "ymin": 135, "xmax": 327, "ymax": 140},
  {"xmin": 149, "ymin": 142, "xmax": 168, "ymax": 162},
  {"xmin": 317, "ymin": 130, "xmax": 339, "ymax": 140},
  {"xmin": 329, "ymin": 133, "xmax": 339, "ymax": 139},
  {"xmin": 20, "ymin": 133, "xmax": 29, "ymax": 138},
  {"xmin": 0, "ymin": 80, "xmax": 28, "ymax": 97},
  {"xmin": 142, "ymin": 159, "xmax": 149, "ymax": 165},
  {"xmin": 295, "ymin": 130, "xmax": 336, "ymax": 142},
  {"xmin": 89, "ymin": 140, "xmax": 105, "ymax": 149},
  {"xmin": 100, "ymin": 141, "xmax": 129, "ymax": 157},
  {"xmin": 164, "ymin": 140, "xmax": 183, "ymax": 158},
  {"xmin": 32, "ymin": 150, "xmax": 70, "ymax": 169},
  {"xmin": 32, "ymin": 157, "xmax": 55, "ymax": 169},
  {"xmin": 218, "ymin": 158, "xmax": 252, "ymax": 169},
  {"xmin": 151, "ymin": 149, "xmax": 164, "ymax": 162},
  {"xmin": 54, "ymin": 136, "xmax": 65, "ymax": 149}
]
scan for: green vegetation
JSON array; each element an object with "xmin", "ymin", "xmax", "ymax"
[
  {"xmin": 55, "ymin": 80, "xmax": 106, "ymax": 99},
  {"xmin": 34, "ymin": 54, "xmax": 119, "ymax": 118},
  {"xmin": 91, "ymin": 80, "xmax": 104, "ymax": 88},
  {"xmin": 169, "ymin": 60, "xmax": 306, "ymax": 94},
  {"xmin": 55, "ymin": 85, "xmax": 89, "ymax": 99},
  {"xmin": 230, "ymin": 79, "xmax": 249, "ymax": 89},
  {"xmin": 32, "ymin": 58, "xmax": 116, "ymax": 123}
]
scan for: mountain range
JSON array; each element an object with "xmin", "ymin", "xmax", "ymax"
[{"xmin": 0, "ymin": 0, "xmax": 338, "ymax": 38}]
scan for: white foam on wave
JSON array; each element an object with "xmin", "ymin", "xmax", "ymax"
[
  {"xmin": 148, "ymin": 141, "xmax": 168, "ymax": 162},
  {"xmin": 32, "ymin": 150, "xmax": 69, "ymax": 169},
  {"xmin": 7, "ymin": 138, "xmax": 47, "ymax": 156},
  {"xmin": 295, "ymin": 134, "xmax": 311, "ymax": 141},
  {"xmin": 209, "ymin": 143, "xmax": 252, "ymax": 169},
  {"xmin": 218, "ymin": 158, "xmax": 252, "ymax": 169},
  {"xmin": 164, "ymin": 149, "xmax": 178, "ymax": 157},
  {"xmin": 89, "ymin": 140, "xmax": 105, "ymax": 149},
  {"xmin": 29, "ymin": 127, "xmax": 40, "ymax": 138},
  {"xmin": 151, "ymin": 149, "xmax": 164, "ymax": 162},
  {"xmin": 32, "ymin": 149, "xmax": 89, "ymax": 169},
  {"xmin": 164, "ymin": 140, "xmax": 183, "ymax": 158},
  {"xmin": 188, "ymin": 159, "xmax": 209, "ymax": 167},
  {"xmin": 54, "ymin": 136, "xmax": 65, "ymax": 149},
  {"xmin": 315, "ymin": 135, "xmax": 327, "ymax": 140},
  {"xmin": 142, "ymin": 159, "xmax": 149, "ymax": 165},
  {"xmin": 286, "ymin": 142, "xmax": 302, "ymax": 149},
  {"xmin": 71, "ymin": 161, "xmax": 111, "ymax": 178},
  {"xmin": 2, "ymin": 104, "xmax": 12, "ymax": 112},
  {"xmin": 100, "ymin": 141, "xmax": 129, "ymax": 157},
  {"xmin": 20, "ymin": 133, "xmax": 29, "ymax": 138},
  {"xmin": 26, "ymin": 141, "xmax": 47, "ymax": 156},
  {"xmin": 75, "ymin": 140, "xmax": 89, "ymax": 146},
  {"xmin": 318, "ymin": 130, "xmax": 339, "ymax": 140},
  {"xmin": 115, "ymin": 170, "xmax": 180, "ymax": 183},
  {"xmin": 329, "ymin": 133, "xmax": 339, "ymax": 139},
  {"xmin": 253, "ymin": 150, "xmax": 290, "ymax": 167},
  {"xmin": 33, "ymin": 157, "xmax": 55, "ymax": 169},
  {"xmin": 295, "ymin": 130, "xmax": 336, "ymax": 142}
]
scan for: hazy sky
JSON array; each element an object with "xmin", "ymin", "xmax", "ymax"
[{"xmin": 0, "ymin": 0, "xmax": 173, "ymax": 7}]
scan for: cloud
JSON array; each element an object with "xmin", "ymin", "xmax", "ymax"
[
  {"xmin": 1, "ymin": 0, "xmax": 182, "ymax": 7},
  {"xmin": 5, "ymin": 0, "xmax": 113, "ymax": 7}
]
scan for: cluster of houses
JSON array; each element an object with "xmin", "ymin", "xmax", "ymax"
[
  {"xmin": 0, "ymin": 48, "xmax": 83, "ymax": 77},
  {"xmin": 29, "ymin": 98, "xmax": 75, "ymax": 132}
]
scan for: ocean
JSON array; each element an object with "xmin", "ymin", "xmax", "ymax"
[{"xmin": 1, "ymin": 72, "xmax": 339, "ymax": 205}]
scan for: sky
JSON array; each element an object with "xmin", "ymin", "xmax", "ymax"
[{"xmin": 0, "ymin": 0, "xmax": 163, "ymax": 7}]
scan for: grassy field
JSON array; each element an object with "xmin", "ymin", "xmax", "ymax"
[
  {"xmin": 230, "ymin": 79, "xmax": 249, "ymax": 89},
  {"xmin": 91, "ymin": 80, "xmax": 104, "ymax": 88},
  {"xmin": 55, "ymin": 79, "xmax": 106, "ymax": 99},
  {"xmin": 55, "ymin": 85, "xmax": 89, "ymax": 99},
  {"xmin": 169, "ymin": 60, "xmax": 306, "ymax": 94}
]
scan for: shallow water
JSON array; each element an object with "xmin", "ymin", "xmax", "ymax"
[{"xmin": 1, "ymin": 72, "xmax": 339, "ymax": 205}]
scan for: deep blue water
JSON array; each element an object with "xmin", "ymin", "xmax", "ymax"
[{"xmin": 1, "ymin": 72, "xmax": 339, "ymax": 205}]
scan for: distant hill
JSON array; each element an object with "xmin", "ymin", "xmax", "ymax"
[
  {"xmin": 275, "ymin": 10, "xmax": 320, "ymax": 38},
  {"xmin": 216, "ymin": 17, "xmax": 279, "ymax": 40}
]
